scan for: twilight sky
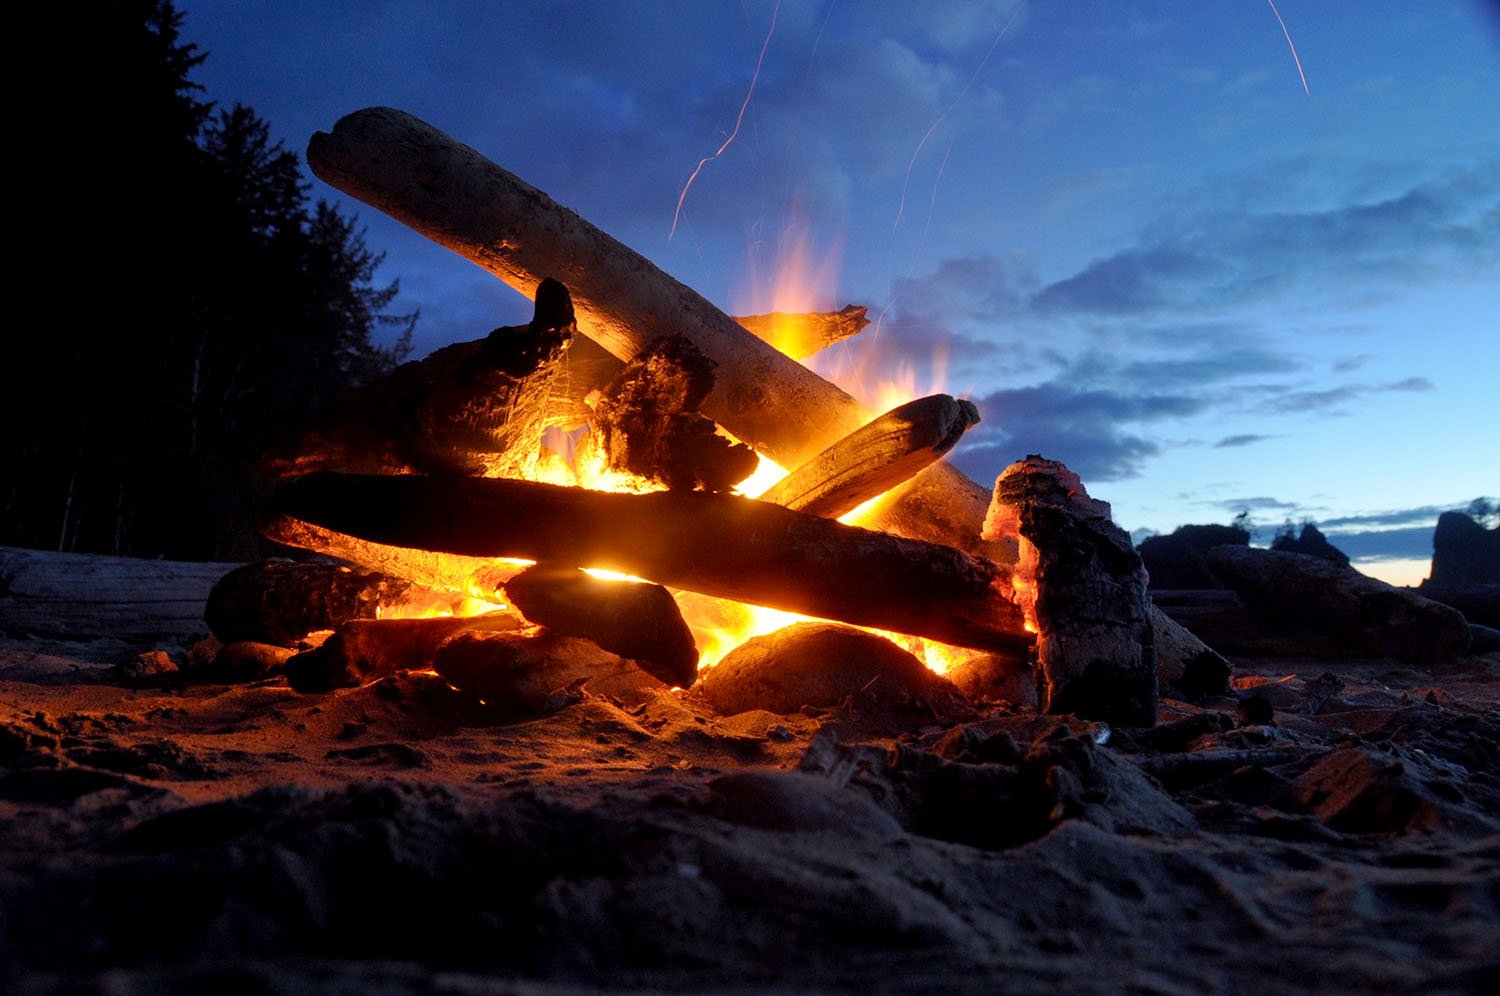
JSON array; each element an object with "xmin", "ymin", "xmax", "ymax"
[{"xmin": 180, "ymin": 1, "xmax": 1499, "ymax": 584}]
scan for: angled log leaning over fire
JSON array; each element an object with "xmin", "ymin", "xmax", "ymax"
[
  {"xmin": 758, "ymin": 394, "xmax": 981, "ymax": 519},
  {"xmin": 983, "ymin": 456, "xmax": 1158, "ymax": 727},
  {"xmin": 267, "ymin": 472, "xmax": 1033, "ymax": 655},
  {"xmin": 285, "ymin": 612, "xmax": 521, "ymax": 692},
  {"xmin": 265, "ymin": 277, "xmax": 575, "ymax": 479},
  {"xmin": 307, "ymin": 107, "xmax": 999, "ymax": 560}
]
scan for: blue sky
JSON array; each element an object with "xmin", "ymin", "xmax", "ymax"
[{"xmin": 180, "ymin": 1, "xmax": 1498, "ymax": 584}]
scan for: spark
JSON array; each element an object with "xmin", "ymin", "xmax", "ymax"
[
  {"xmin": 1265, "ymin": 0, "xmax": 1310, "ymax": 95},
  {"xmin": 670, "ymin": 1, "xmax": 780, "ymax": 239},
  {"xmin": 893, "ymin": 2, "xmax": 1023, "ymax": 237}
]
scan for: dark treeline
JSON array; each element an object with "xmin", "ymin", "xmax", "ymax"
[{"xmin": 3, "ymin": 1, "xmax": 412, "ymax": 560}]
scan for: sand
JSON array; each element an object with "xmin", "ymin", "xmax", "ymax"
[{"xmin": 2, "ymin": 573, "xmax": 1498, "ymax": 994}]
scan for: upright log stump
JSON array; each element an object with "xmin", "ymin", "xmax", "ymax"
[{"xmin": 984, "ymin": 456, "xmax": 1157, "ymax": 726}]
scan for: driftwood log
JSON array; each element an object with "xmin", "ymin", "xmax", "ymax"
[
  {"xmin": 758, "ymin": 394, "xmax": 980, "ymax": 518},
  {"xmin": 266, "ymin": 278, "xmax": 575, "ymax": 480},
  {"xmin": 984, "ymin": 457, "xmax": 1157, "ymax": 726},
  {"xmin": 267, "ymin": 473, "xmax": 1031, "ymax": 655},
  {"xmin": 433, "ymin": 630, "xmax": 666, "ymax": 714},
  {"xmin": 306, "ymin": 107, "xmax": 1001, "ymax": 560},
  {"xmin": 0, "ymin": 545, "xmax": 231, "ymax": 647},
  {"xmin": 1206, "ymin": 545, "xmax": 1472, "ymax": 668}
]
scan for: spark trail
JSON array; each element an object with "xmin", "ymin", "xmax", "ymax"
[
  {"xmin": 1265, "ymin": 0, "xmax": 1310, "ymax": 95},
  {"xmin": 670, "ymin": 1, "xmax": 780, "ymax": 239},
  {"xmin": 893, "ymin": 2, "xmax": 1023, "ymax": 238}
]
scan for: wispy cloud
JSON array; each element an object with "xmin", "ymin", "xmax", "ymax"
[
  {"xmin": 1254, "ymin": 376, "xmax": 1434, "ymax": 415},
  {"xmin": 1214, "ymin": 433, "xmax": 1275, "ymax": 448}
]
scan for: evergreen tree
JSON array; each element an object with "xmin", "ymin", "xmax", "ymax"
[{"xmin": 5, "ymin": 1, "xmax": 412, "ymax": 559}]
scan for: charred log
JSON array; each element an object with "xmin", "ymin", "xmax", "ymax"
[
  {"xmin": 265, "ymin": 277, "xmax": 574, "ymax": 480},
  {"xmin": 267, "ymin": 472, "xmax": 1032, "ymax": 655},
  {"xmin": 285, "ymin": 613, "xmax": 521, "ymax": 692},
  {"xmin": 503, "ymin": 564, "xmax": 698, "ymax": 688},
  {"xmin": 580, "ymin": 336, "xmax": 756, "ymax": 492},
  {"xmin": 306, "ymin": 107, "xmax": 1001, "ymax": 559},
  {"xmin": 984, "ymin": 456, "xmax": 1157, "ymax": 726},
  {"xmin": 759, "ymin": 394, "xmax": 980, "ymax": 518},
  {"xmin": 205, "ymin": 560, "xmax": 413, "ymax": 645},
  {"xmin": 731, "ymin": 305, "xmax": 870, "ymax": 359}
]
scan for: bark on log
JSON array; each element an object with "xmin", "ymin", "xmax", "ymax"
[
  {"xmin": 265, "ymin": 277, "xmax": 575, "ymax": 480},
  {"xmin": 983, "ymin": 457, "xmax": 1157, "ymax": 726},
  {"xmin": 503, "ymin": 564, "xmax": 699, "ymax": 688},
  {"xmin": 205, "ymin": 560, "xmax": 413, "ymax": 645},
  {"xmin": 758, "ymin": 394, "xmax": 980, "ymax": 518},
  {"xmin": 285, "ymin": 613, "xmax": 521, "ymax": 692},
  {"xmin": 306, "ymin": 107, "xmax": 1001, "ymax": 559},
  {"xmin": 267, "ymin": 472, "xmax": 1031, "ymax": 655},
  {"xmin": 1206, "ymin": 546, "xmax": 1472, "ymax": 668}
]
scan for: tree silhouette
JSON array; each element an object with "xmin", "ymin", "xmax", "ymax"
[{"xmin": 4, "ymin": 1, "xmax": 412, "ymax": 560}]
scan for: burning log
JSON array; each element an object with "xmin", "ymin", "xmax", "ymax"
[
  {"xmin": 306, "ymin": 107, "xmax": 999, "ymax": 559},
  {"xmin": 732, "ymin": 306, "xmax": 870, "ymax": 359},
  {"xmin": 503, "ymin": 565, "xmax": 699, "ymax": 688},
  {"xmin": 285, "ymin": 613, "xmax": 520, "ymax": 692},
  {"xmin": 266, "ymin": 472, "xmax": 1032, "ymax": 655},
  {"xmin": 758, "ymin": 394, "xmax": 980, "ymax": 519},
  {"xmin": 579, "ymin": 336, "xmax": 757, "ymax": 492},
  {"xmin": 263, "ymin": 519, "xmax": 524, "ymax": 600},
  {"xmin": 983, "ymin": 457, "xmax": 1157, "ymax": 726},
  {"xmin": 266, "ymin": 277, "xmax": 575, "ymax": 479}
]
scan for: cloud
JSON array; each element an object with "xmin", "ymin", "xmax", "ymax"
[
  {"xmin": 1214, "ymin": 433, "xmax": 1274, "ymax": 448},
  {"xmin": 954, "ymin": 382, "xmax": 1204, "ymax": 481},
  {"xmin": 1029, "ymin": 162, "xmax": 1500, "ymax": 317},
  {"xmin": 1254, "ymin": 377, "xmax": 1434, "ymax": 415}
]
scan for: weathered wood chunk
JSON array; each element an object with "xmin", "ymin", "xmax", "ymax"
[
  {"xmin": 581, "ymin": 335, "xmax": 757, "ymax": 493},
  {"xmin": 205, "ymin": 560, "xmax": 411, "ymax": 645},
  {"xmin": 983, "ymin": 456, "xmax": 1157, "ymax": 726},
  {"xmin": 503, "ymin": 564, "xmax": 698, "ymax": 688}
]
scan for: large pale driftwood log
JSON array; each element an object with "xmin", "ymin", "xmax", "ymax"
[
  {"xmin": 266, "ymin": 277, "xmax": 575, "ymax": 480},
  {"xmin": 306, "ymin": 107, "xmax": 1000, "ymax": 559},
  {"xmin": 984, "ymin": 457, "xmax": 1157, "ymax": 726},
  {"xmin": 267, "ymin": 473, "xmax": 1032, "ymax": 655},
  {"xmin": 0, "ymin": 545, "xmax": 233, "ymax": 646},
  {"xmin": 758, "ymin": 394, "xmax": 980, "ymax": 519},
  {"xmin": 1206, "ymin": 545, "xmax": 1472, "ymax": 668}
]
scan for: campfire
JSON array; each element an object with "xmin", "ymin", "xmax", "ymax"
[{"xmin": 206, "ymin": 107, "xmax": 1212, "ymax": 730}]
